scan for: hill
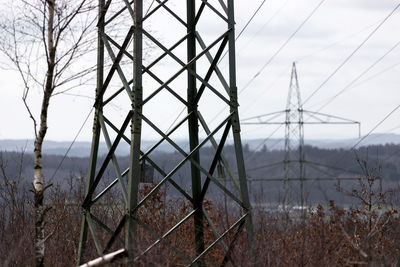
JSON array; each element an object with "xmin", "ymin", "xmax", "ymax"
[
  {"xmin": 1, "ymin": 142, "xmax": 399, "ymax": 206},
  {"xmin": 1, "ymin": 133, "xmax": 400, "ymax": 157}
]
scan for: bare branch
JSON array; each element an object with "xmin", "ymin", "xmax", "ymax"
[{"xmin": 0, "ymin": 1, "xmax": 97, "ymax": 265}]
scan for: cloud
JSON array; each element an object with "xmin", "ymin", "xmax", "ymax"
[{"xmin": 339, "ymin": 0, "xmax": 399, "ymax": 10}]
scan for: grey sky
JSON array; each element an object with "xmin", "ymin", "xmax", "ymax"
[{"xmin": 0, "ymin": 0, "xmax": 399, "ymax": 143}]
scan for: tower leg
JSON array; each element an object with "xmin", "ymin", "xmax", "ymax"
[
  {"xmin": 187, "ymin": 1, "xmax": 205, "ymax": 265},
  {"xmin": 126, "ymin": 0, "xmax": 143, "ymax": 258},
  {"xmin": 77, "ymin": 0, "xmax": 104, "ymax": 264},
  {"xmin": 227, "ymin": 0, "xmax": 255, "ymax": 263}
]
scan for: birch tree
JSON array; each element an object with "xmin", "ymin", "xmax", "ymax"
[{"xmin": 0, "ymin": 1, "xmax": 96, "ymax": 266}]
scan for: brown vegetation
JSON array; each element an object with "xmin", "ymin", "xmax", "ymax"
[{"xmin": 0, "ymin": 152, "xmax": 399, "ymax": 266}]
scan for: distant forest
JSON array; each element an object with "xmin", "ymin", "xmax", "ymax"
[{"xmin": 1, "ymin": 143, "xmax": 400, "ymax": 206}]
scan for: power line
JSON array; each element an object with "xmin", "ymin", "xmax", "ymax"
[
  {"xmin": 170, "ymin": 1, "xmax": 268, "ymax": 136},
  {"xmin": 166, "ymin": 106, "xmax": 186, "ymax": 133},
  {"xmin": 383, "ymin": 148, "xmax": 400, "ymax": 162},
  {"xmin": 242, "ymin": 62, "xmax": 383, "ymax": 196},
  {"xmin": 236, "ymin": 0, "xmax": 290, "ymax": 55},
  {"xmin": 240, "ymin": 24, "xmax": 386, "ymax": 140},
  {"xmin": 247, "ymin": 160, "xmax": 283, "ymax": 171},
  {"xmin": 357, "ymin": 123, "xmax": 400, "ymax": 162},
  {"xmin": 49, "ymin": 107, "xmax": 94, "ymax": 182},
  {"xmin": 239, "ymin": 0, "xmax": 326, "ymax": 95},
  {"xmin": 208, "ymin": 0, "xmax": 326, "ymax": 127},
  {"xmin": 297, "ymin": 21, "xmax": 378, "ymax": 63},
  {"xmin": 242, "ymin": 10, "xmax": 386, "ymax": 119},
  {"xmin": 313, "ymin": 103, "xmax": 400, "ymax": 178},
  {"xmin": 298, "ymin": 105, "xmax": 400, "ymax": 181},
  {"xmin": 351, "ymin": 61, "xmax": 400, "ymax": 88},
  {"xmin": 219, "ymin": 0, "xmax": 268, "ymax": 63},
  {"xmin": 245, "ymin": 124, "xmax": 284, "ymax": 162},
  {"xmin": 303, "ymin": 2, "xmax": 400, "ymax": 106},
  {"xmin": 349, "ymin": 103, "xmax": 400, "ymax": 151},
  {"xmin": 145, "ymin": 0, "xmax": 156, "ymax": 17},
  {"xmin": 310, "ymin": 60, "xmax": 400, "ymax": 110},
  {"xmin": 144, "ymin": 0, "xmax": 269, "ymax": 146},
  {"xmin": 235, "ymin": 0, "xmax": 267, "ymax": 42},
  {"xmin": 367, "ymin": 123, "xmax": 400, "ymax": 143},
  {"xmin": 240, "ymin": 66, "xmax": 289, "ymax": 116},
  {"xmin": 311, "ymin": 39, "xmax": 400, "ymax": 112},
  {"xmin": 304, "ymin": 161, "xmax": 361, "ymax": 176},
  {"xmin": 351, "ymin": 123, "xmax": 400, "ymax": 163},
  {"xmin": 382, "ymin": 138, "xmax": 400, "ymax": 162}
]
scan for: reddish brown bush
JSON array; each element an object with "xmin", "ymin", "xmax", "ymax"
[{"xmin": 1, "ymin": 155, "xmax": 400, "ymax": 266}]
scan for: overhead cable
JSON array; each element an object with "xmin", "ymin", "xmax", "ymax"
[
  {"xmin": 219, "ymin": 0, "xmax": 268, "ymax": 63},
  {"xmin": 208, "ymin": 0, "xmax": 326, "ymax": 127},
  {"xmin": 303, "ymin": 2, "xmax": 400, "ymax": 106},
  {"xmin": 239, "ymin": 0, "xmax": 326, "ymax": 95},
  {"xmin": 237, "ymin": 0, "xmax": 290, "ymax": 54},
  {"xmin": 311, "ymin": 39, "xmax": 400, "ymax": 112},
  {"xmin": 349, "ymin": 104, "xmax": 400, "ymax": 151},
  {"xmin": 50, "ymin": 107, "xmax": 94, "ymax": 182}
]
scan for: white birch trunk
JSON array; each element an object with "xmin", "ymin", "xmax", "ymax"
[{"xmin": 34, "ymin": 1, "xmax": 56, "ymax": 266}]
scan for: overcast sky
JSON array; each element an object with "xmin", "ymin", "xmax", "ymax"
[{"xmin": 1, "ymin": 0, "xmax": 400, "ymax": 143}]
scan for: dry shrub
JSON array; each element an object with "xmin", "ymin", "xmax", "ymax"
[{"xmin": 1, "ymin": 154, "xmax": 400, "ymax": 266}]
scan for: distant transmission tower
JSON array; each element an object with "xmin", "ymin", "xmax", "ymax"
[
  {"xmin": 77, "ymin": 0, "xmax": 254, "ymax": 266},
  {"xmin": 242, "ymin": 62, "xmax": 360, "ymax": 208},
  {"xmin": 284, "ymin": 63, "xmax": 305, "ymax": 207}
]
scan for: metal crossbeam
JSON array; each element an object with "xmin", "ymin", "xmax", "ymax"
[{"xmin": 77, "ymin": 1, "xmax": 254, "ymax": 265}]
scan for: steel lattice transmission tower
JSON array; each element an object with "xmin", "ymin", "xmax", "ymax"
[
  {"xmin": 77, "ymin": 0, "xmax": 254, "ymax": 265},
  {"xmin": 283, "ymin": 62, "xmax": 305, "ymax": 207},
  {"xmin": 242, "ymin": 62, "xmax": 360, "ymax": 208}
]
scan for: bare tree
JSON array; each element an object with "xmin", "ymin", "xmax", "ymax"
[{"xmin": 0, "ymin": 0, "xmax": 96, "ymax": 266}]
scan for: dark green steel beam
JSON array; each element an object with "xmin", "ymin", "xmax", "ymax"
[
  {"xmin": 139, "ymin": 113, "xmax": 245, "ymax": 208},
  {"xmin": 142, "ymin": 29, "xmax": 230, "ymax": 105},
  {"xmin": 187, "ymin": 2, "xmax": 205, "ymax": 263},
  {"xmin": 190, "ymin": 213, "xmax": 248, "ymax": 266},
  {"xmin": 94, "ymin": 27, "xmax": 134, "ymax": 108},
  {"xmin": 143, "ymin": 30, "xmax": 229, "ymax": 105},
  {"xmin": 126, "ymin": 0, "xmax": 143, "ymax": 257},
  {"xmin": 155, "ymin": 0, "xmax": 187, "ymax": 27},
  {"xmin": 142, "ymin": 0, "xmax": 169, "ymax": 22},
  {"xmin": 194, "ymin": 36, "xmax": 229, "ymax": 104},
  {"xmin": 200, "ymin": 120, "xmax": 231, "ymax": 200},
  {"xmin": 82, "ymin": 111, "xmax": 133, "ymax": 208},
  {"xmin": 77, "ymin": 0, "xmax": 104, "ymax": 264},
  {"xmin": 99, "ymin": 115, "xmax": 195, "ymax": 204},
  {"xmin": 226, "ymin": 0, "xmax": 255, "ymax": 263}
]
